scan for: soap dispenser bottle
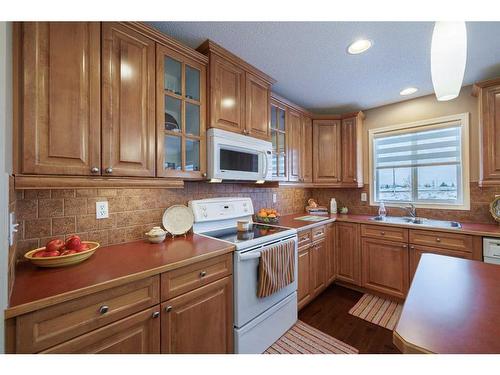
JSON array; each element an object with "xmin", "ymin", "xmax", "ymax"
[{"xmin": 330, "ymin": 198, "xmax": 337, "ymax": 214}]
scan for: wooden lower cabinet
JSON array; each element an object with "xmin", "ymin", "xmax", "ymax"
[
  {"xmin": 325, "ymin": 223, "xmax": 336, "ymax": 284},
  {"xmin": 361, "ymin": 238, "xmax": 409, "ymax": 299},
  {"xmin": 42, "ymin": 306, "xmax": 161, "ymax": 354},
  {"xmin": 297, "ymin": 246, "xmax": 312, "ymax": 310},
  {"xmin": 161, "ymin": 276, "xmax": 233, "ymax": 354},
  {"xmin": 336, "ymin": 222, "xmax": 361, "ymax": 285},
  {"xmin": 409, "ymin": 245, "xmax": 472, "ymax": 282},
  {"xmin": 310, "ymin": 239, "xmax": 327, "ymax": 296}
]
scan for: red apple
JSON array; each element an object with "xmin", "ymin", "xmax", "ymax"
[
  {"xmin": 45, "ymin": 239, "xmax": 65, "ymax": 253},
  {"xmin": 65, "ymin": 235, "xmax": 82, "ymax": 250},
  {"xmin": 33, "ymin": 250, "xmax": 48, "ymax": 258},
  {"xmin": 44, "ymin": 250, "xmax": 60, "ymax": 257}
]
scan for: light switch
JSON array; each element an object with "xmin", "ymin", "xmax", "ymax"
[
  {"xmin": 361, "ymin": 193, "xmax": 367, "ymax": 202},
  {"xmin": 96, "ymin": 201, "xmax": 109, "ymax": 219}
]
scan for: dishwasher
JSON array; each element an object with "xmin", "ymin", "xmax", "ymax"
[{"xmin": 483, "ymin": 238, "xmax": 500, "ymax": 265}]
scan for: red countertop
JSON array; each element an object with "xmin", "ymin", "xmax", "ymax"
[
  {"xmin": 394, "ymin": 254, "xmax": 500, "ymax": 353},
  {"xmin": 6, "ymin": 234, "xmax": 234, "ymax": 319}
]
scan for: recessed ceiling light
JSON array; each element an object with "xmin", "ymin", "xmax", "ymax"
[
  {"xmin": 400, "ymin": 87, "xmax": 418, "ymax": 96},
  {"xmin": 347, "ymin": 39, "xmax": 372, "ymax": 55}
]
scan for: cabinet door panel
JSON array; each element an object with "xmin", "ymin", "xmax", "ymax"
[
  {"xmin": 287, "ymin": 109, "xmax": 302, "ymax": 182},
  {"xmin": 245, "ymin": 73, "xmax": 270, "ymax": 140},
  {"xmin": 341, "ymin": 117, "xmax": 357, "ymax": 184},
  {"xmin": 42, "ymin": 307, "xmax": 160, "ymax": 354},
  {"xmin": 480, "ymin": 85, "xmax": 500, "ymax": 185},
  {"xmin": 335, "ymin": 222, "xmax": 361, "ymax": 285},
  {"xmin": 409, "ymin": 245, "xmax": 472, "ymax": 282},
  {"xmin": 361, "ymin": 238, "xmax": 409, "ymax": 299},
  {"xmin": 311, "ymin": 240, "xmax": 326, "ymax": 297},
  {"xmin": 210, "ymin": 54, "xmax": 245, "ymax": 133},
  {"xmin": 302, "ymin": 116, "xmax": 313, "ymax": 183},
  {"xmin": 161, "ymin": 276, "xmax": 233, "ymax": 354},
  {"xmin": 313, "ymin": 120, "xmax": 341, "ymax": 183},
  {"xmin": 21, "ymin": 22, "xmax": 100, "ymax": 175},
  {"xmin": 102, "ymin": 22, "xmax": 156, "ymax": 177},
  {"xmin": 297, "ymin": 247, "xmax": 312, "ymax": 310},
  {"xmin": 325, "ymin": 223, "xmax": 336, "ymax": 285}
]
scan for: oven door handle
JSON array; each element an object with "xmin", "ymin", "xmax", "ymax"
[{"xmin": 239, "ymin": 251, "xmax": 262, "ymax": 261}]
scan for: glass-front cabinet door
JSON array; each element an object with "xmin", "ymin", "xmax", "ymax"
[
  {"xmin": 270, "ymin": 100, "xmax": 287, "ymax": 180},
  {"xmin": 157, "ymin": 45, "xmax": 206, "ymax": 179}
]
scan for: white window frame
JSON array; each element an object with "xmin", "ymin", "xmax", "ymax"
[{"xmin": 369, "ymin": 113, "xmax": 470, "ymax": 210}]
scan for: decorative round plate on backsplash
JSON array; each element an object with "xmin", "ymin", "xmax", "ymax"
[
  {"xmin": 490, "ymin": 196, "xmax": 500, "ymax": 223},
  {"xmin": 162, "ymin": 205, "xmax": 194, "ymax": 235}
]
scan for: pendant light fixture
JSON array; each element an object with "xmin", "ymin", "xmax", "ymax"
[{"xmin": 431, "ymin": 21, "xmax": 467, "ymax": 101}]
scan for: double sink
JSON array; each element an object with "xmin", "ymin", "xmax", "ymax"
[{"xmin": 370, "ymin": 215, "xmax": 461, "ymax": 229}]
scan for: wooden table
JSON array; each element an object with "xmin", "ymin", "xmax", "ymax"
[{"xmin": 394, "ymin": 254, "xmax": 500, "ymax": 353}]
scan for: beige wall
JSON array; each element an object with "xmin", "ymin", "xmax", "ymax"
[{"xmin": 362, "ymin": 85, "xmax": 479, "ymax": 182}]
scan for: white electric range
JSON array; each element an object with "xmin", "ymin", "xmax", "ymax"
[{"xmin": 189, "ymin": 197, "xmax": 298, "ymax": 354}]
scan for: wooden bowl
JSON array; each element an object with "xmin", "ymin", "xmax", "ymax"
[{"xmin": 24, "ymin": 241, "xmax": 100, "ymax": 268}]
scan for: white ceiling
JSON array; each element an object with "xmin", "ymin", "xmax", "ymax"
[{"xmin": 148, "ymin": 22, "xmax": 500, "ymax": 113}]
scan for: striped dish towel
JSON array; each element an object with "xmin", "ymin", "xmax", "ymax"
[{"xmin": 257, "ymin": 239, "xmax": 295, "ymax": 298}]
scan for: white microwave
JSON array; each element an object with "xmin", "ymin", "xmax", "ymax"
[{"xmin": 207, "ymin": 128, "xmax": 272, "ymax": 182}]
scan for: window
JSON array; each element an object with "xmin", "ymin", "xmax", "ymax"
[{"xmin": 369, "ymin": 113, "xmax": 470, "ymax": 210}]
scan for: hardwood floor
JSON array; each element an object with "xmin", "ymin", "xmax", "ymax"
[{"xmin": 298, "ymin": 284, "xmax": 400, "ymax": 354}]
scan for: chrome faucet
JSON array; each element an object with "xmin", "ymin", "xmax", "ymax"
[{"xmin": 403, "ymin": 203, "xmax": 417, "ymax": 218}]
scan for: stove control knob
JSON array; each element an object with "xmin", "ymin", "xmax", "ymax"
[{"xmin": 203, "ymin": 212, "xmax": 208, "ymax": 218}]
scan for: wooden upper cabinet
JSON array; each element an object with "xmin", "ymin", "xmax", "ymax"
[
  {"xmin": 101, "ymin": 23, "xmax": 156, "ymax": 177},
  {"xmin": 287, "ymin": 109, "xmax": 302, "ymax": 182},
  {"xmin": 209, "ymin": 54, "xmax": 245, "ymax": 133},
  {"xmin": 341, "ymin": 115, "xmax": 363, "ymax": 186},
  {"xmin": 18, "ymin": 22, "xmax": 101, "ymax": 176},
  {"xmin": 197, "ymin": 40, "xmax": 275, "ymax": 140},
  {"xmin": 301, "ymin": 116, "xmax": 313, "ymax": 183},
  {"xmin": 313, "ymin": 119, "xmax": 342, "ymax": 183},
  {"xmin": 156, "ymin": 44, "xmax": 207, "ymax": 179},
  {"xmin": 270, "ymin": 99, "xmax": 288, "ymax": 180},
  {"xmin": 245, "ymin": 73, "xmax": 271, "ymax": 140},
  {"xmin": 473, "ymin": 78, "xmax": 500, "ymax": 186}
]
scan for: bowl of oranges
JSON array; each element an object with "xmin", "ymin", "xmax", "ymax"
[{"xmin": 255, "ymin": 208, "xmax": 280, "ymax": 224}]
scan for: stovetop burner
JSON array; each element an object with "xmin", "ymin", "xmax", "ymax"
[{"xmin": 202, "ymin": 224, "xmax": 289, "ymax": 244}]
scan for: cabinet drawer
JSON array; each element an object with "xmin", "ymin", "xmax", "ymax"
[
  {"xmin": 42, "ymin": 306, "xmax": 161, "ymax": 354},
  {"xmin": 297, "ymin": 230, "xmax": 312, "ymax": 249},
  {"xmin": 16, "ymin": 276, "xmax": 160, "ymax": 353},
  {"xmin": 311, "ymin": 225, "xmax": 326, "ymax": 241},
  {"xmin": 409, "ymin": 230, "xmax": 473, "ymax": 252},
  {"xmin": 161, "ymin": 254, "xmax": 232, "ymax": 301},
  {"xmin": 361, "ymin": 224, "xmax": 408, "ymax": 242}
]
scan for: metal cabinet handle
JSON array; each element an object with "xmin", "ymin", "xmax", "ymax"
[
  {"xmin": 410, "ymin": 246, "xmax": 415, "ymax": 250},
  {"xmin": 436, "ymin": 238, "xmax": 441, "ymax": 242},
  {"xmin": 381, "ymin": 231, "xmax": 385, "ymax": 235},
  {"xmin": 99, "ymin": 305, "xmax": 109, "ymax": 314},
  {"xmin": 165, "ymin": 305, "xmax": 172, "ymax": 312},
  {"xmin": 152, "ymin": 311, "xmax": 160, "ymax": 319},
  {"xmin": 199, "ymin": 271, "xmax": 207, "ymax": 277},
  {"xmin": 91, "ymin": 167, "xmax": 99, "ymax": 174},
  {"xmin": 105, "ymin": 167, "xmax": 113, "ymax": 174}
]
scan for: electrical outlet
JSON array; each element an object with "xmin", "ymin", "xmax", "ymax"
[
  {"xmin": 272, "ymin": 193, "xmax": 277, "ymax": 203},
  {"xmin": 96, "ymin": 201, "xmax": 109, "ymax": 219},
  {"xmin": 361, "ymin": 192, "xmax": 367, "ymax": 202}
]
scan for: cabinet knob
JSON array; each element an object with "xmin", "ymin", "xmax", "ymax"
[
  {"xmin": 381, "ymin": 231, "xmax": 385, "ymax": 235},
  {"xmin": 105, "ymin": 167, "xmax": 113, "ymax": 174},
  {"xmin": 152, "ymin": 311, "xmax": 160, "ymax": 319},
  {"xmin": 165, "ymin": 305, "xmax": 173, "ymax": 312},
  {"xmin": 199, "ymin": 271, "xmax": 207, "ymax": 277},
  {"xmin": 353, "ymin": 178, "xmax": 357, "ymax": 182},
  {"xmin": 436, "ymin": 238, "xmax": 441, "ymax": 242},
  {"xmin": 202, "ymin": 173, "xmax": 207, "ymax": 178},
  {"xmin": 91, "ymin": 167, "xmax": 99, "ymax": 174},
  {"xmin": 403, "ymin": 244, "xmax": 407, "ymax": 248},
  {"xmin": 99, "ymin": 305, "xmax": 109, "ymax": 314},
  {"xmin": 410, "ymin": 246, "xmax": 415, "ymax": 250}
]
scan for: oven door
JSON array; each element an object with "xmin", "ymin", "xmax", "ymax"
[{"xmin": 234, "ymin": 235, "xmax": 298, "ymax": 328}]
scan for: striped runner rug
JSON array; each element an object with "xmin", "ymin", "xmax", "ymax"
[
  {"xmin": 348, "ymin": 293, "xmax": 403, "ymax": 330},
  {"xmin": 264, "ymin": 320, "xmax": 358, "ymax": 354}
]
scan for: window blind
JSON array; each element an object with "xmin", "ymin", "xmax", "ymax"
[{"xmin": 374, "ymin": 124, "xmax": 462, "ymax": 169}]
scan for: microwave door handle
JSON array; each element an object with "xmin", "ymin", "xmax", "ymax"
[
  {"xmin": 239, "ymin": 251, "xmax": 262, "ymax": 261},
  {"xmin": 262, "ymin": 152, "xmax": 268, "ymax": 179}
]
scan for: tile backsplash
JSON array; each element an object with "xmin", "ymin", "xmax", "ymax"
[{"xmin": 13, "ymin": 182, "xmax": 311, "ymax": 260}]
